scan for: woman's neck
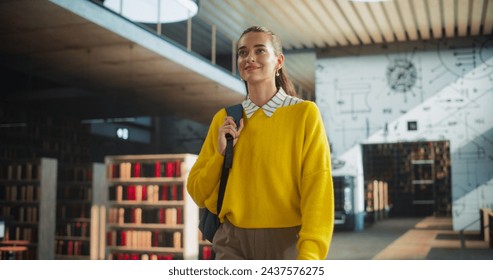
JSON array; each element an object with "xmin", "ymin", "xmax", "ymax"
[{"xmin": 247, "ymin": 83, "xmax": 278, "ymax": 107}]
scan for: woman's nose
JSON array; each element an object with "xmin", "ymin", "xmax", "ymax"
[{"xmin": 247, "ymin": 53, "xmax": 255, "ymax": 62}]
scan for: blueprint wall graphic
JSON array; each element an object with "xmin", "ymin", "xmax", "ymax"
[{"xmin": 316, "ymin": 36, "xmax": 493, "ymax": 230}]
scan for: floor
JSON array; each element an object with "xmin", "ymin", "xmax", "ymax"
[{"xmin": 328, "ymin": 216, "xmax": 493, "ymax": 260}]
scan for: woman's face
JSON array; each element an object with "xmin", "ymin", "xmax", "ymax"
[{"xmin": 237, "ymin": 32, "xmax": 283, "ymax": 85}]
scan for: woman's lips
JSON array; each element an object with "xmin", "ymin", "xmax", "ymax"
[{"xmin": 245, "ymin": 66, "xmax": 258, "ymax": 71}]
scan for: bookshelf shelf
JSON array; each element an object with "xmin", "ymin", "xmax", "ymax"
[
  {"xmin": 0, "ymin": 158, "xmax": 57, "ymax": 260},
  {"xmin": 55, "ymin": 236, "xmax": 91, "ymax": 241},
  {"xmin": 107, "ymin": 246, "xmax": 183, "ymax": 254},
  {"xmin": 102, "ymin": 154, "xmax": 198, "ymax": 260},
  {"xmin": 55, "ymin": 254, "xmax": 90, "ymax": 260},
  {"xmin": 107, "ymin": 224, "xmax": 185, "ymax": 230},
  {"xmin": 55, "ymin": 163, "xmax": 105, "ymax": 260},
  {"xmin": 108, "ymin": 201, "xmax": 185, "ymax": 207},
  {"xmin": 107, "ymin": 178, "xmax": 185, "ymax": 184},
  {"xmin": 0, "ymin": 201, "xmax": 40, "ymax": 206}
]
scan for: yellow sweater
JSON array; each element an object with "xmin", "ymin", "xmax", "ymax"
[{"xmin": 187, "ymin": 101, "xmax": 334, "ymax": 260}]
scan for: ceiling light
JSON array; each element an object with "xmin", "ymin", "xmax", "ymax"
[{"xmin": 104, "ymin": 0, "xmax": 198, "ymax": 23}]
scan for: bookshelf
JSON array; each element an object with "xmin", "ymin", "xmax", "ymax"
[
  {"xmin": 362, "ymin": 141, "xmax": 451, "ymax": 219},
  {"xmin": 0, "ymin": 158, "xmax": 57, "ymax": 260},
  {"xmin": 102, "ymin": 154, "xmax": 198, "ymax": 260},
  {"xmin": 54, "ymin": 163, "xmax": 105, "ymax": 260}
]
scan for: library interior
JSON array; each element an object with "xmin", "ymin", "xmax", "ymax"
[{"xmin": 0, "ymin": 0, "xmax": 492, "ymax": 260}]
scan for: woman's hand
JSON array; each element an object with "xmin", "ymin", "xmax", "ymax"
[{"xmin": 218, "ymin": 116, "xmax": 244, "ymax": 156}]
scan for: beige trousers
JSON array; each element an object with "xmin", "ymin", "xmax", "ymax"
[{"xmin": 213, "ymin": 219, "xmax": 300, "ymax": 260}]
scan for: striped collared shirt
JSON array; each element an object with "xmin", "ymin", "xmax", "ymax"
[{"xmin": 241, "ymin": 88, "xmax": 303, "ymax": 118}]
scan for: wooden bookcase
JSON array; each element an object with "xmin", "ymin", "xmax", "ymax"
[
  {"xmin": 0, "ymin": 158, "xmax": 57, "ymax": 260},
  {"xmin": 54, "ymin": 163, "xmax": 105, "ymax": 260},
  {"xmin": 102, "ymin": 154, "xmax": 198, "ymax": 260}
]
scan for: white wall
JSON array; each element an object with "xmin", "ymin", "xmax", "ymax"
[{"xmin": 316, "ymin": 37, "xmax": 493, "ymax": 231}]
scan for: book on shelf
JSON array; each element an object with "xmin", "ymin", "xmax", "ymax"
[{"xmin": 107, "ymin": 160, "xmax": 183, "ymax": 179}]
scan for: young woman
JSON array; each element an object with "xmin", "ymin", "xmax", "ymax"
[{"xmin": 187, "ymin": 26, "xmax": 334, "ymax": 260}]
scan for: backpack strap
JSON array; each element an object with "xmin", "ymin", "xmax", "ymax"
[{"xmin": 217, "ymin": 103, "xmax": 243, "ymax": 215}]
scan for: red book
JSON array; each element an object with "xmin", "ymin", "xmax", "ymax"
[
  {"xmin": 120, "ymin": 230, "xmax": 126, "ymax": 246},
  {"xmin": 112, "ymin": 164, "xmax": 118, "ymax": 178},
  {"xmin": 154, "ymin": 161, "xmax": 161, "ymax": 177},
  {"xmin": 141, "ymin": 185, "xmax": 147, "ymax": 201},
  {"xmin": 159, "ymin": 208, "xmax": 165, "ymax": 224},
  {"xmin": 117, "ymin": 253, "xmax": 125, "ymax": 260},
  {"xmin": 175, "ymin": 160, "xmax": 181, "ymax": 177},
  {"xmin": 203, "ymin": 246, "xmax": 212, "ymax": 260},
  {"xmin": 131, "ymin": 208, "xmax": 136, "ymax": 224},
  {"xmin": 152, "ymin": 231, "xmax": 159, "ymax": 247},
  {"xmin": 177, "ymin": 207, "xmax": 183, "ymax": 224},
  {"xmin": 165, "ymin": 162, "xmax": 174, "ymax": 177},
  {"xmin": 132, "ymin": 162, "xmax": 141, "ymax": 178},
  {"xmin": 131, "ymin": 254, "xmax": 139, "ymax": 260},
  {"xmin": 171, "ymin": 185, "xmax": 178, "ymax": 201},
  {"xmin": 67, "ymin": 240, "xmax": 73, "ymax": 255},
  {"xmin": 161, "ymin": 185, "xmax": 169, "ymax": 201},
  {"xmin": 128, "ymin": 185, "xmax": 136, "ymax": 201}
]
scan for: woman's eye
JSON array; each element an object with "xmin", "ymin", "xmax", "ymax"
[
  {"xmin": 256, "ymin": 49, "xmax": 266, "ymax": 54},
  {"xmin": 238, "ymin": 50, "xmax": 247, "ymax": 57}
]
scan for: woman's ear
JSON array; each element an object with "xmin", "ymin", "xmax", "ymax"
[{"xmin": 277, "ymin": 53, "xmax": 284, "ymax": 71}]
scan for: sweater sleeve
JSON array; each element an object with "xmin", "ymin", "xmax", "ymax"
[
  {"xmin": 187, "ymin": 109, "xmax": 226, "ymax": 212},
  {"xmin": 297, "ymin": 102, "xmax": 334, "ymax": 260}
]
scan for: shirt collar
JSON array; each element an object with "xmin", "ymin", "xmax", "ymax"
[{"xmin": 241, "ymin": 88, "xmax": 289, "ymax": 118}]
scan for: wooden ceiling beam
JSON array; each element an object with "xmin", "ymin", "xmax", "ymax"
[
  {"xmin": 353, "ymin": 2, "xmax": 384, "ymax": 44},
  {"xmin": 483, "ymin": 0, "xmax": 493, "ymax": 34},
  {"xmin": 287, "ymin": 0, "xmax": 337, "ymax": 47},
  {"xmin": 320, "ymin": 0, "xmax": 360, "ymax": 45},
  {"xmin": 368, "ymin": 2, "xmax": 395, "ymax": 43},
  {"xmin": 413, "ymin": 0, "xmax": 431, "ymax": 40},
  {"xmin": 252, "ymin": 1, "xmax": 303, "ymax": 49},
  {"xmin": 456, "ymin": 0, "xmax": 470, "ymax": 36},
  {"xmin": 442, "ymin": 0, "xmax": 456, "ymax": 37},
  {"xmin": 336, "ymin": 0, "xmax": 372, "ymax": 44},
  {"xmin": 304, "ymin": 0, "xmax": 349, "ymax": 46},
  {"xmin": 382, "ymin": 0, "xmax": 407, "ymax": 42},
  {"xmin": 427, "ymin": 0, "xmax": 442, "ymax": 38},
  {"xmin": 396, "ymin": 0, "xmax": 419, "ymax": 41},
  {"xmin": 470, "ymin": 0, "xmax": 485, "ymax": 35}
]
